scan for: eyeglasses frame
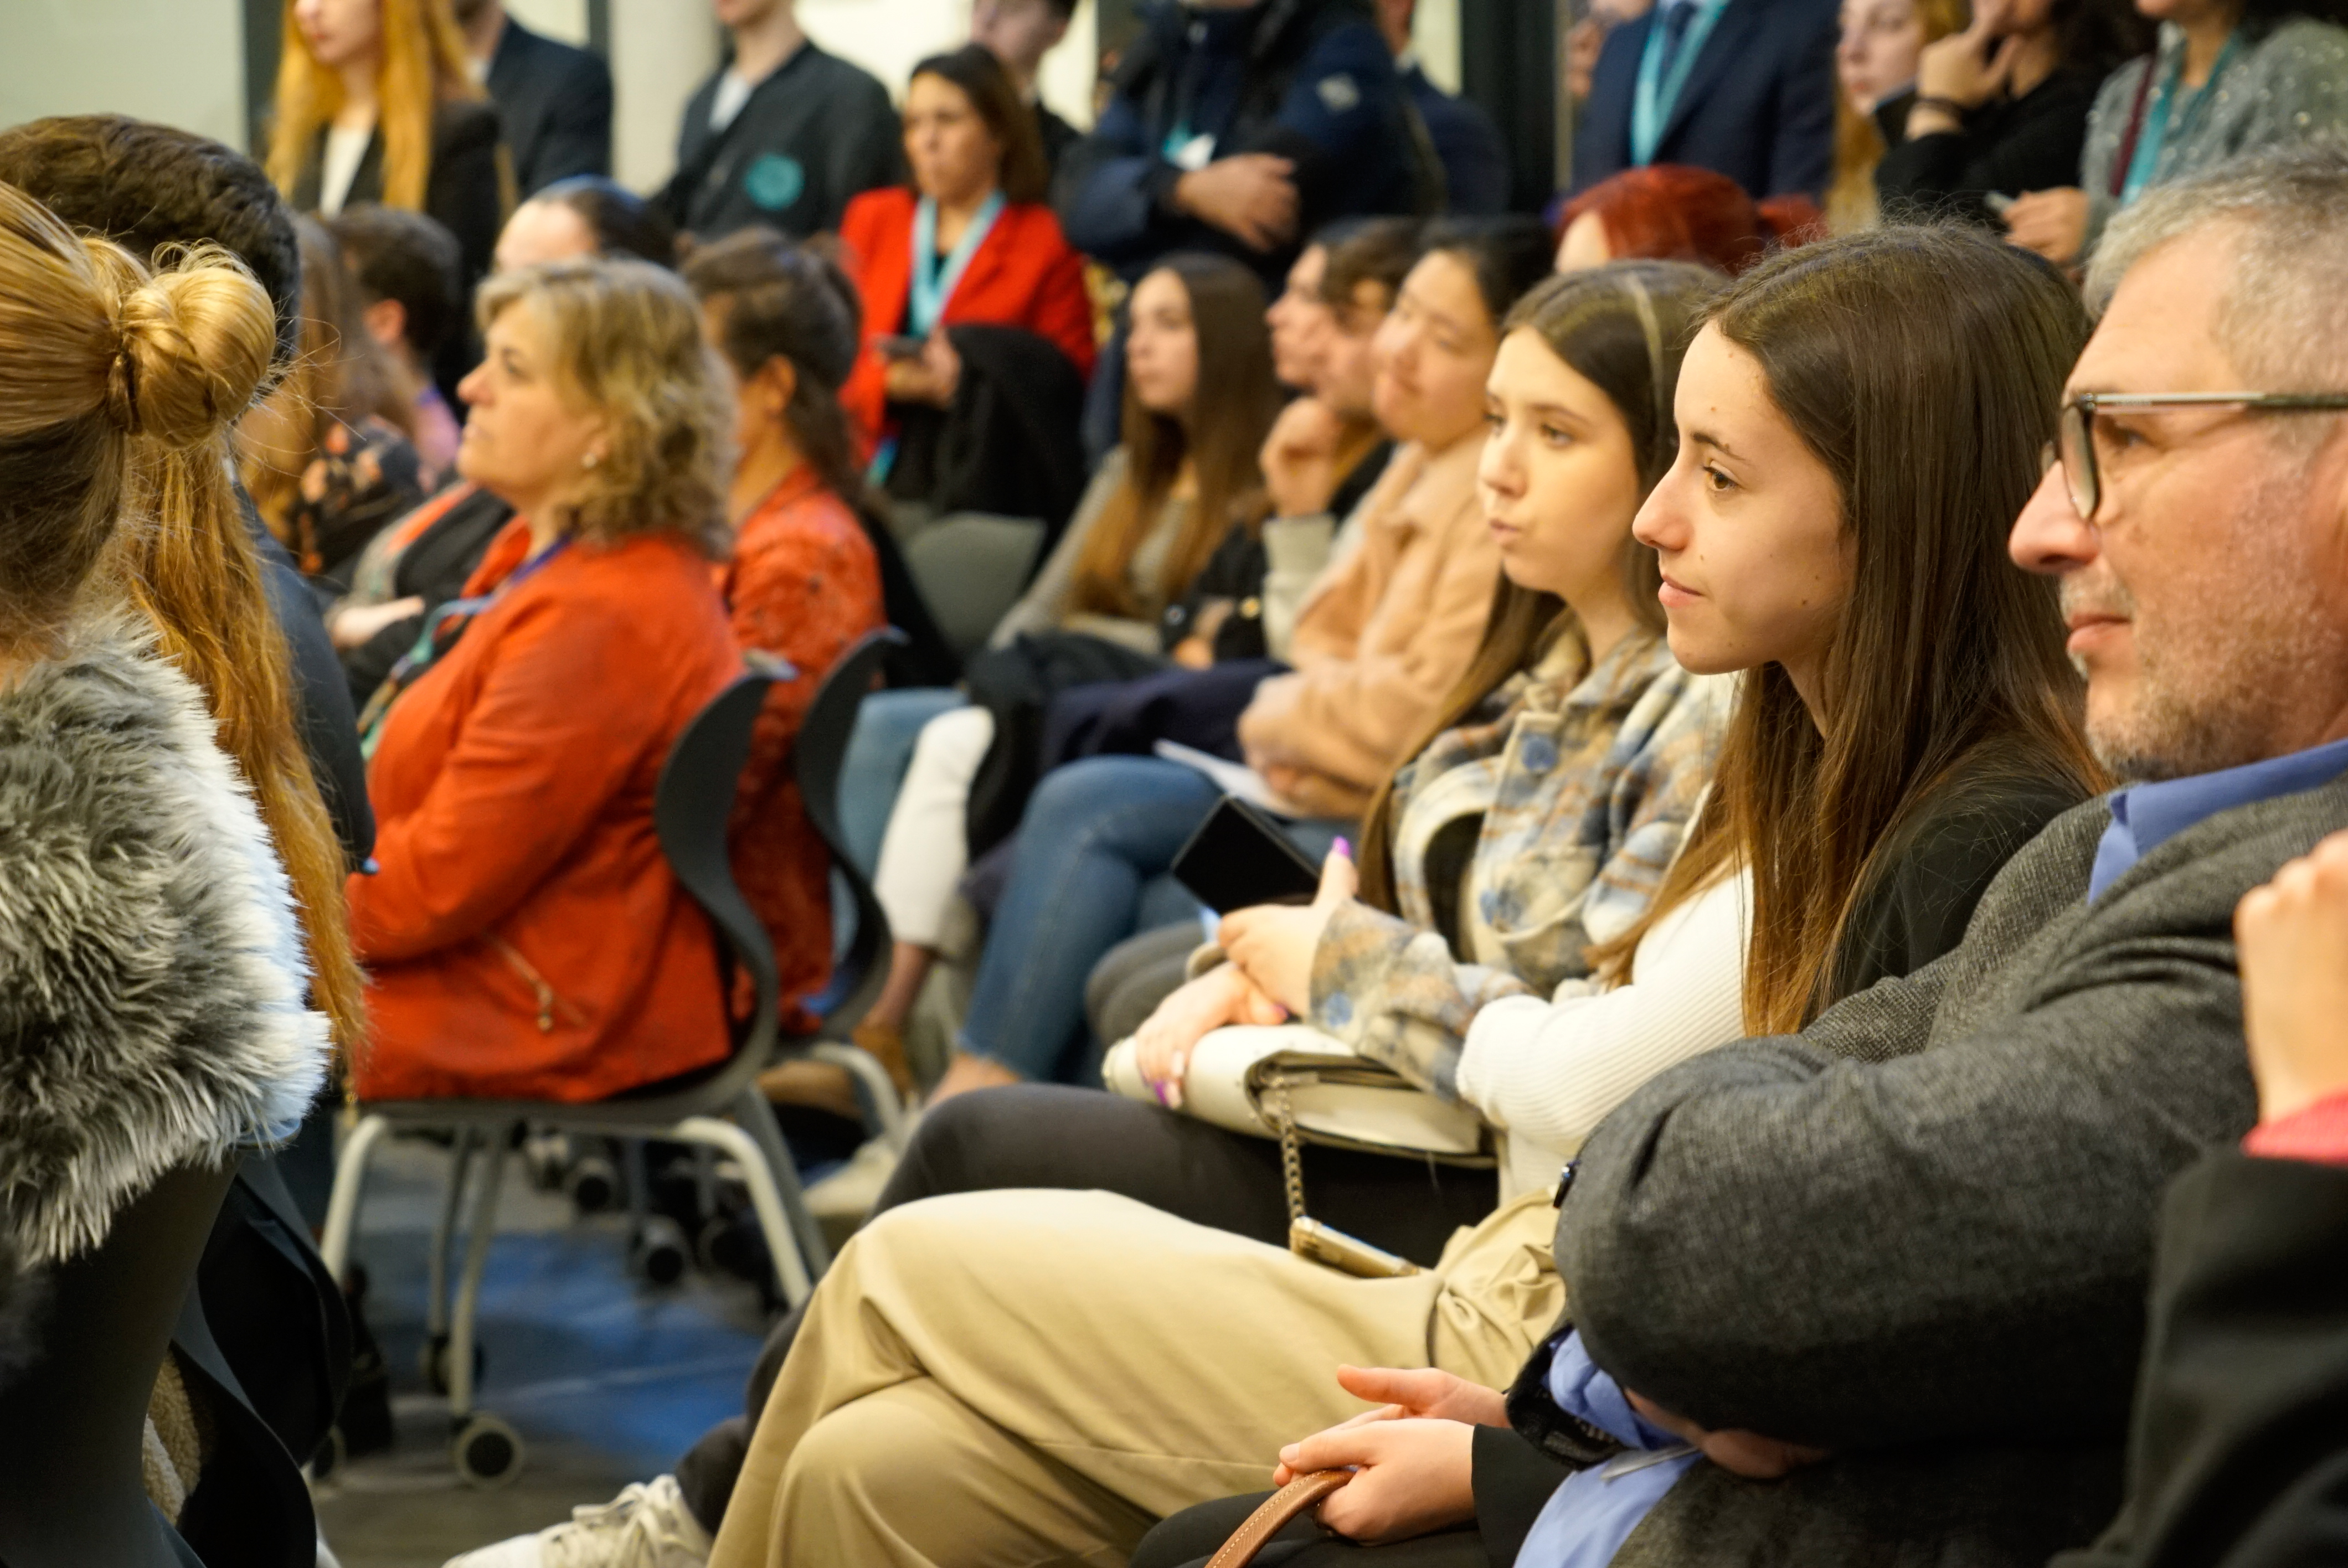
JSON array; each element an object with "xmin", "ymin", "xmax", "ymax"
[{"xmin": 2050, "ymin": 391, "xmax": 2348, "ymax": 523}]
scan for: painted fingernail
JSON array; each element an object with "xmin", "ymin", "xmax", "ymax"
[
  {"xmin": 1153, "ymin": 1081, "xmax": 1168, "ymax": 1106},
  {"xmin": 1333, "ymin": 837, "xmax": 1353, "ymax": 858}
]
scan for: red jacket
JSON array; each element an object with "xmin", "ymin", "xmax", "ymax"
[
  {"xmin": 350, "ymin": 524, "xmax": 745, "ymax": 1103},
  {"xmin": 838, "ymin": 185, "xmax": 1097, "ymax": 446},
  {"xmin": 723, "ymin": 467, "xmax": 885, "ymax": 1031}
]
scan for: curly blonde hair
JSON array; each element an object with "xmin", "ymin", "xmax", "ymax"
[{"xmin": 475, "ymin": 257, "xmax": 733, "ymax": 555}]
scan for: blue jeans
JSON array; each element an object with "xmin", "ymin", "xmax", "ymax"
[
  {"xmin": 957, "ymin": 756, "xmax": 1345, "ymax": 1083},
  {"xmin": 836, "ymin": 687, "xmax": 966, "ymax": 879}
]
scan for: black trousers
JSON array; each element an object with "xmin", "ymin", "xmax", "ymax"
[
  {"xmin": 1132, "ymin": 1492, "xmax": 1490, "ymax": 1568},
  {"xmin": 674, "ymin": 1085, "xmax": 1500, "ymax": 1531}
]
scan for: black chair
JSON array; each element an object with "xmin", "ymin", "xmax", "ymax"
[
  {"xmin": 0, "ymin": 1160, "xmax": 235, "ymax": 1568},
  {"xmin": 318, "ymin": 637, "xmax": 909, "ymax": 1486}
]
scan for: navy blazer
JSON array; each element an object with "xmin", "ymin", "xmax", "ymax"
[
  {"xmin": 1572, "ymin": 0, "xmax": 1840, "ymax": 200},
  {"xmin": 486, "ymin": 17, "xmax": 612, "ymax": 196}
]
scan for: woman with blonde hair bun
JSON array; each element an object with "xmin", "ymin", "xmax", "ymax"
[
  {"xmin": 348, "ymin": 256, "xmax": 748, "ymax": 1102},
  {"xmin": 0, "ymin": 174, "xmax": 333, "ymax": 1492}
]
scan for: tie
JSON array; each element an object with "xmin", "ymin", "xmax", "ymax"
[{"xmin": 1654, "ymin": 0, "xmax": 1700, "ymax": 82}]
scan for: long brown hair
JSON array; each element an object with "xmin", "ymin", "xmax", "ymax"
[
  {"xmin": 239, "ymin": 215, "xmax": 414, "ymax": 537},
  {"xmin": 1611, "ymin": 227, "xmax": 2103, "ymax": 1032},
  {"xmin": 0, "ymin": 179, "xmax": 367, "ymax": 1054},
  {"xmin": 1070, "ymin": 254, "xmax": 1280, "ymax": 619},
  {"xmin": 267, "ymin": 0, "xmax": 481, "ymax": 212},
  {"xmin": 1357, "ymin": 263, "xmax": 1723, "ymax": 909}
]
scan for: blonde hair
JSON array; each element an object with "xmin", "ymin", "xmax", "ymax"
[
  {"xmin": 1827, "ymin": 0, "xmax": 1969, "ymax": 233},
  {"xmin": 266, "ymin": 0, "xmax": 480, "ymax": 212},
  {"xmin": 476, "ymin": 257, "xmax": 734, "ymax": 555},
  {"xmin": 0, "ymin": 178, "xmax": 368, "ymax": 1054}
]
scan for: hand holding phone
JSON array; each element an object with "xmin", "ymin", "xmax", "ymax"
[
  {"xmin": 874, "ymin": 333, "xmax": 928, "ymax": 360},
  {"xmin": 1172, "ymin": 796, "xmax": 1324, "ymax": 915}
]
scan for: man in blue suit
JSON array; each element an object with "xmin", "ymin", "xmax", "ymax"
[{"xmin": 1572, "ymin": 0, "xmax": 1840, "ymax": 200}]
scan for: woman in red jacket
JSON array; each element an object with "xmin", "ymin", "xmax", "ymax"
[
  {"xmin": 349, "ymin": 257, "xmax": 744, "ymax": 1103},
  {"xmin": 838, "ymin": 43, "xmax": 1096, "ymax": 453}
]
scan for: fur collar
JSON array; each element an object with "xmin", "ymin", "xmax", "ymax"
[{"xmin": 0, "ymin": 622, "xmax": 328, "ymax": 1272}]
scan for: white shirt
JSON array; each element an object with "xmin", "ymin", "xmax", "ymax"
[
  {"xmin": 708, "ymin": 70, "xmax": 756, "ymax": 133},
  {"xmin": 318, "ymin": 123, "xmax": 374, "ymax": 216}
]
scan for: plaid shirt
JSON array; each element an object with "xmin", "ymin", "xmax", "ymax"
[{"xmin": 1308, "ymin": 631, "xmax": 1731, "ymax": 1100}]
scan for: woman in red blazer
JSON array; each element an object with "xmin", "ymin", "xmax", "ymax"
[
  {"xmin": 349, "ymin": 257, "xmax": 745, "ymax": 1103},
  {"xmin": 838, "ymin": 44, "xmax": 1096, "ymax": 451}
]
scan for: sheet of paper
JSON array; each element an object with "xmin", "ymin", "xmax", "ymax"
[{"xmin": 1151, "ymin": 740, "xmax": 1307, "ymax": 818}]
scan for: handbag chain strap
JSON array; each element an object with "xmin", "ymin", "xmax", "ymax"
[{"xmin": 1264, "ymin": 1074, "xmax": 1309, "ymax": 1224}]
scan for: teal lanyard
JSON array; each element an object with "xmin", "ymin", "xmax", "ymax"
[
  {"xmin": 1630, "ymin": 0, "xmax": 1731, "ymax": 167},
  {"xmin": 2121, "ymin": 32, "xmax": 2239, "ymax": 204},
  {"xmin": 909, "ymin": 190, "xmax": 1006, "ymax": 337}
]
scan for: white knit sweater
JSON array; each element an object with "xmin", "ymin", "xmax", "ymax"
[{"xmin": 1456, "ymin": 868, "xmax": 1751, "ymax": 1199}]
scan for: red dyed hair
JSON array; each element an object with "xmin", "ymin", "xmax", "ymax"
[{"xmin": 1560, "ymin": 166, "xmax": 1822, "ymax": 276}]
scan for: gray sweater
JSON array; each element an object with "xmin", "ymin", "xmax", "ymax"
[{"xmin": 1557, "ymin": 777, "xmax": 2348, "ymax": 1566}]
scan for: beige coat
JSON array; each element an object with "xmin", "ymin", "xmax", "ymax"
[{"xmin": 1238, "ymin": 429, "xmax": 1500, "ymax": 818}]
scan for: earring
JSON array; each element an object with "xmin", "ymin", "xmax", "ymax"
[{"xmin": 583, "ymin": 451, "xmax": 601, "ymax": 470}]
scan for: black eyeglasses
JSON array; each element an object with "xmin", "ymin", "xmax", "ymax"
[{"xmin": 2045, "ymin": 391, "xmax": 2348, "ymax": 522}]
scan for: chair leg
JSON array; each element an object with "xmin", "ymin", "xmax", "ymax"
[
  {"xmin": 809, "ymin": 1041, "xmax": 912, "ymax": 1149},
  {"xmin": 447, "ymin": 1127, "xmax": 511, "ymax": 1420},
  {"xmin": 426, "ymin": 1131, "xmax": 479, "ymax": 1341},
  {"xmin": 670, "ymin": 1107, "xmax": 817, "ymax": 1309},
  {"xmin": 320, "ymin": 1112, "xmax": 389, "ymax": 1284},
  {"xmin": 732, "ymin": 1088, "xmax": 832, "ymax": 1280}
]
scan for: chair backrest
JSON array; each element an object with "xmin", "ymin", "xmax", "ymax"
[
  {"xmin": 653, "ymin": 664, "xmax": 782, "ymax": 1091},
  {"xmin": 902, "ymin": 513, "xmax": 1046, "ymax": 662},
  {"xmin": 791, "ymin": 628, "xmax": 908, "ymax": 1032}
]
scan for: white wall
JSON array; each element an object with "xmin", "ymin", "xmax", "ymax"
[
  {"xmin": 797, "ymin": 0, "xmax": 1099, "ymax": 125},
  {"xmin": 0, "ymin": 0, "xmax": 248, "ymax": 151}
]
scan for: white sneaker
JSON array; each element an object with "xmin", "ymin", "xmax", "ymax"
[
  {"xmin": 442, "ymin": 1474, "xmax": 712, "ymax": 1568},
  {"xmin": 804, "ymin": 1133, "xmax": 903, "ymax": 1225}
]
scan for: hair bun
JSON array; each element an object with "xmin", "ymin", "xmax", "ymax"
[{"xmin": 107, "ymin": 254, "xmax": 276, "ymax": 447}]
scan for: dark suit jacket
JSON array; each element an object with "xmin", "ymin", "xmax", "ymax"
[
  {"xmin": 1571, "ymin": 0, "xmax": 1840, "ymax": 200},
  {"xmin": 485, "ymin": 17, "xmax": 612, "ymax": 196},
  {"xmin": 291, "ymin": 98, "xmax": 505, "ymax": 293},
  {"xmin": 2054, "ymin": 1149, "xmax": 2348, "ymax": 1568}
]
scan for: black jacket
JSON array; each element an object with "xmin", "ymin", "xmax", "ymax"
[
  {"xmin": 292, "ymin": 98, "xmax": 505, "ymax": 295},
  {"xmin": 1877, "ymin": 66, "xmax": 2105, "ymax": 227},
  {"xmin": 339, "ymin": 484, "xmax": 517, "ymax": 713},
  {"xmin": 882, "ymin": 323, "xmax": 1093, "ymax": 543},
  {"xmin": 245, "ymin": 491, "xmax": 374, "ymax": 865},
  {"xmin": 485, "ymin": 17, "xmax": 612, "ymax": 195},
  {"xmin": 659, "ymin": 43, "xmax": 904, "ymax": 243},
  {"xmin": 2053, "ymin": 1149, "xmax": 2348, "ymax": 1568}
]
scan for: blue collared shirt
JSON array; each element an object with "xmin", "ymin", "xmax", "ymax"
[
  {"xmin": 1516, "ymin": 1333, "xmax": 1700, "ymax": 1568},
  {"xmin": 2089, "ymin": 735, "xmax": 2348, "ymax": 901}
]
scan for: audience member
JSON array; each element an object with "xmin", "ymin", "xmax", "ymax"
[
  {"xmin": 657, "ymin": 0, "xmax": 903, "ymax": 246},
  {"xmin": 682, "ymin": 233, "xmax": 890, "ymax": 1048},
  {"xmin": 1573, "ymin": 0, "xmax": 1841, "ymax": 202},
  {"xmin": 348, "ymin": 259, "xmax": 743, "ymax": 1102},
  {"xmin": 239, "ymin": 216, "xmax": 429, "ymax": 589},
  {"xmin": 452, "ymin": 0, "xmax": 612, "ymax": 195},
  {"xmin": 970, "ymin": 0, "xmax": 1083, "ymax": 172},
  {"xmin": 498, "ymin": 174, "xmax": 679, "ymax": 270},
  {"xmin": 690, "ymin": 220, "xmax": 2102, "ymax": 1568},
  {"xmin": 1058, "ymin": 0, "xmax": 1435, "ymax": 283},
  {"xmin": 1826, "ymin": 0, "xmax": 1966, "ymax": 229},
  {"xmin": 2005, "ymin": 0, "xmax": 2348, "ymax": 264},
  {"xmin": 2051, "ymin": 828, "xmax": 2348, "ymax": 1568},
  {"xmin": 836, "ymin": 45, "xmax": 1095, "ymax": 472},
  {"xmin": 268, "ymin": 0, "xmax": 506, "ymax": 299},
  {"xmin": 331, "ymin": 203, "xmax": 468, "ymax": 477},
  {"xmin": 0, "ymin": 182, "xmax": 334, "ymax": 1568},
  {"xmin": 1878, "ymin": 0, "xmax": 2151, "ymax": 226},
  {"xmin": 1373, "ymin": 0, "xmax": 1515, "ymax": 214},
  {"xmin": 1555, "ymin": 164, "xmax": 1821, "ymax": 271},
  {"xmin": 836, "ymin": 253, "xmax": 1281, "ymax": 1107}
]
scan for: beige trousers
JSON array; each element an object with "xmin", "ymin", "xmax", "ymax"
[{"xmin": 707, "ymin": 1187, "xmax": 1565, "ymax": 1568}]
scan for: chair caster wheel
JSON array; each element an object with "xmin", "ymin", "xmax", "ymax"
[
  {"xmin": 630, "ymin": 1214, "xmax": 689, "ymax": 1286},
  {"xmin": 421, "ymin": 1333, "xmax": 485, "ymax": 1396},
  {"xmin": 567, "ymin": 1151, "xmax": 619, "ymax": 1213},
  {"xmin": 451, "ymin": 1413, "xmax": 524, "ymax": 1487}
]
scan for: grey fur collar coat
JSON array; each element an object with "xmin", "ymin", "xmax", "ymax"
[{"xmin": 0, "ymin": 622, "xmax": 328, "ymax": 1347}]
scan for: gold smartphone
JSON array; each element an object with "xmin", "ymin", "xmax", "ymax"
[{"xmin": 1290, "ymin": 1218, "xmax": 1422, "ymax": 1278}]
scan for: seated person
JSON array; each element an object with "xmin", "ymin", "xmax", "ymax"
[
  {"xmin": 692, "ymin": 220, "xmax": 2105, "ymax": 1568},
  {"xmin": 837, "ymin": 45, "xmax": 1095, "ymax": 479},
  {"xmin": 348, "ymin": 258, "xmax": 744, "ymax": 1103},
  {"xmin": 1152, "ymin": 151, "xmax": 2348, "ymax": 1568},
  {"xmin": 2058, "ymin": 827, "xmax": 2348, "ymax": 1567},
  {"xmin": 236, "ymin": 215, "xmax": 426, "ymax": 590},
  {"xmin": 681, "ymin": 230, "xmax": 890, "ymax": 1049},
  {"xmin": 1554, "ymin": 164, "xmax": 1821, "ymax": 274},
  {"xmin": 330, "ymin": 202, "xmax": 468, "ymax": 478},
  {"xmin": 833, "ymin": 252, "xmax": 1283, "ymax": 1094}
]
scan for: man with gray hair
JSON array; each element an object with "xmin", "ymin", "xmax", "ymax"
[{"xmin": 1518, "ymin": 143, "xmax": 2348, "ymax": 1565}]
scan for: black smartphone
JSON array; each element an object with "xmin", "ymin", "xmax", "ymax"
[
  {"xmin": 1172, "ymin": 795, "xmax": 1324, "ymax": 915},
  {"xmin": 874, "ymin": 333, "xmax": 927, "ymax": 359}
]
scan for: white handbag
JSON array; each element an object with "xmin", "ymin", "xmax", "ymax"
[{"xmin": 1101, "ymin": 1024, "xmax": 1491, "ymax": 1163}]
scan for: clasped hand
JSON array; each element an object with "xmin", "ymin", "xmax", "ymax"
[{"xmin": 1268, "ymin": 1366, "xmax": 1506, "ymax": 1545}]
